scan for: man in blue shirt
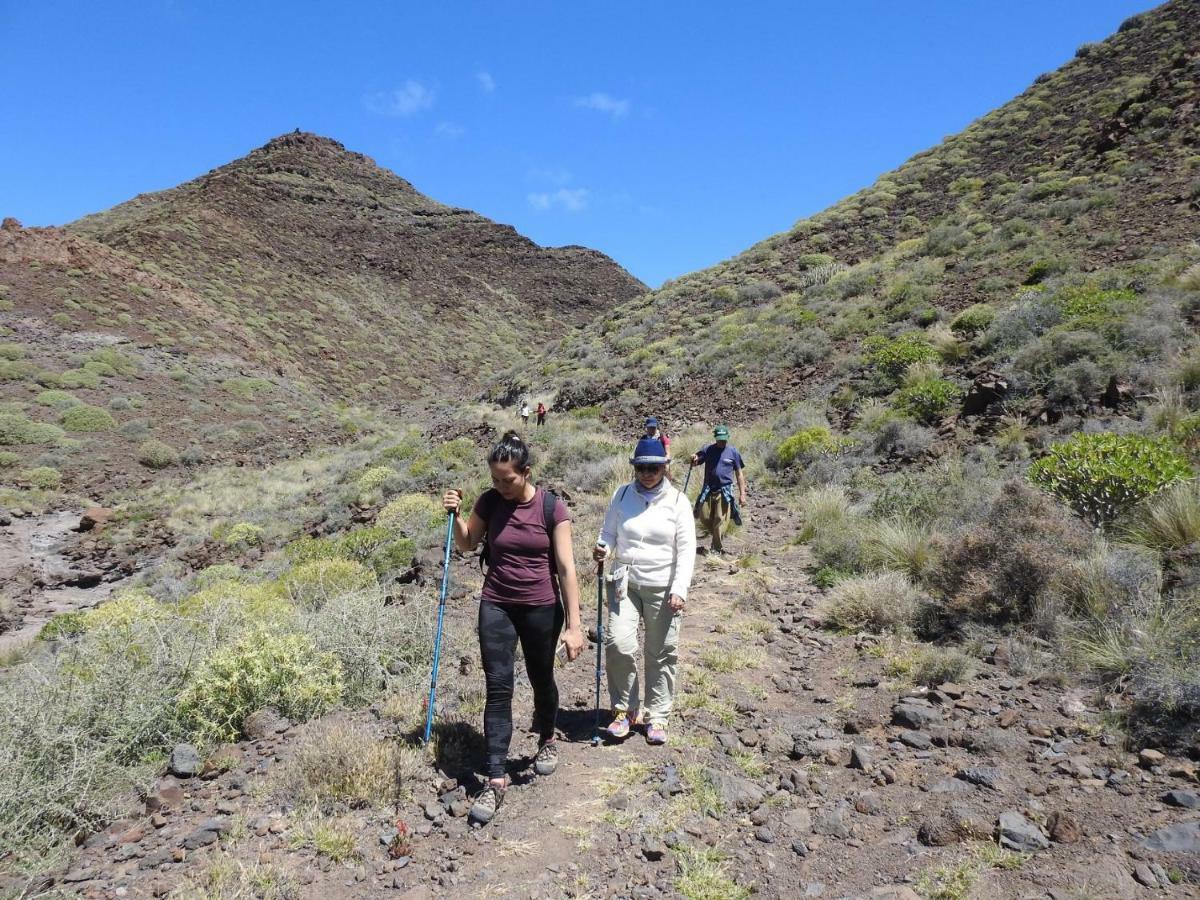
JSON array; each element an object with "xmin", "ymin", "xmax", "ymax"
[{"xmin": 689, "ymin": 425, "xmax": 747, "ymax": 555}]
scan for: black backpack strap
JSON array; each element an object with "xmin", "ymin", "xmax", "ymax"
[
  {"xmin": 542, "ymin": 489, "xmax": 561, "ymax": 600},
  {"xmin": 477, "ymin": 489, "xmax": 498, "ymax": 572}
]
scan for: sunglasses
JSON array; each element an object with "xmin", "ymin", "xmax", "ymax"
[{"xmin": 634, "ymin": 464, "xmax": 664, "ymax": 474}]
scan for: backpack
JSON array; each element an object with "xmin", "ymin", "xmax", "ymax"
[{"xmin": 478, "ymin": 488, "xmax": 561, "ymax": 592}]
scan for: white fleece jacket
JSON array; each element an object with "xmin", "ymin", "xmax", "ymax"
[{"xmin": 597, "ymin": 481, "xmax": 697, "ymax": 600}]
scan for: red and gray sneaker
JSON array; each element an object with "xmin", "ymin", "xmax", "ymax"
[{"xmin": 645, "ymin": 722, "xmax": 668, "ymax": 745}]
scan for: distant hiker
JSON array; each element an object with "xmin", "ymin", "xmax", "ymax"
[
  {"xmin": 441, "ymin": 431, "xmax": 585, "ymax": 824},
  {"xmin": 593, "ymin": 436, "xmax": 696, "ymax": 746},
  {"xmin": 689, "ymin": 425, "xmax": 747, "ymax": 556},
  {"xmin": 536, "ymin": 402, "xmax": 547, "ymax": 428},
  {"xmin": 520, "ymin": 402, "xmax": 531, "ymax": 427},
  {"xmin": 643, "ymin": 416, "xmax": 670, "ymax": 454}
]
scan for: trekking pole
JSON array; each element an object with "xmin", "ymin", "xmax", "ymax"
[
  {"xmin": 681, "ymin": 461, "xmax": 693, "ymax": 499},
  {"xmin": 422, "ymin": 509, "xmax": 457, "ymax": 745},
  {"xmin": 591, "ymin": 558, "xmax": 605, "ymax": 746}
]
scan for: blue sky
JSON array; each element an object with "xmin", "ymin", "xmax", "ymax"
[{"xmin": 0, "ymin": 0, "xmax": 1157, "ymax": 287}]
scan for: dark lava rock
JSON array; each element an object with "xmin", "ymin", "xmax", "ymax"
[
  {"xmin": 1162, "ymin": 789, "xmax": 1200, "ymax": 809},
  {"xmin": 1139, "ymin": 820, "xmax": 1200, "ymax": 854},
  {"xmin": 167, "ymin": 744, "xmax": 201, "ymax": 778},
  {"xmin": 996, "ymin": 811, "xmax": 1049, "ymax": 852},
  {"xmin": 892, "ymin": 702, "xmax": 941, "ymax": 730}
]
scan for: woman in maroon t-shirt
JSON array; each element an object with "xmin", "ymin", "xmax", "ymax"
[{"xmin": 442, "ymin": 431, "xmax": 584, "ymax": 824}]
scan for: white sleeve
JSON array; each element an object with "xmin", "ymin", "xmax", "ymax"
[
  {"xmin": 669, "ymin": 489, "xmax": 697, "ymax": 600},
  {"xmin": 598, "ymin": 485, "xmax": 623, "ymax": 554}
]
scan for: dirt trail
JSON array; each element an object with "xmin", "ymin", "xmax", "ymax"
[{"xmin": 48, "ymin": 490, "xmax": 1200, "ymax": 899}]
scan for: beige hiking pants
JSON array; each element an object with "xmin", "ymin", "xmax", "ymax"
[
  {"xmin": 605, "ymin": 580, "xmax": 680, "ymax": 725},
  {"xmin": 699, "ymin": 494, "xmax": 731, "ymax": 552}
]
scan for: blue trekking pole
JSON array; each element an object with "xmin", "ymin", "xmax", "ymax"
[
  {"xmin": 591, "ymin": 558, "xmax": 605, "ymax": 746},
  {"xmin": 423, "ymin": 509, "xmax": 457, "ymax": 745}
]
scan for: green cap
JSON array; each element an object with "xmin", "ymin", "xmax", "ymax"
[{"xmin": 713, "ymin": 425, "xmax": 730, "ymax": 439}]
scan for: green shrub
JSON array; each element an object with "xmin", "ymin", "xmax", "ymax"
[
  {"xmin": 895, "ymin": 377, "xmax": 962, "ymax": 424},
  {"xmin": 863, "ymin": 333, "xmax": 939, "ymax": 380},
  {"xmin": 0, "ymin": 450, "xmax": 18, "ymax": 468},
  {"xmin": 377, "ymin": 493, "xmax": 443, "ymax": 534},
  {"xmin": 137, "ymin": 438, "xmax": 178, "ymax": 469},
  {"xmin": 60, "ymin": 404, "xmax": 116, "ymax": 432},
  {"xmin": 36, "ymin": 390, "xmax": 79, "ymax": 410},
  {"xmin": 20, "ymin": 467, "xmax": 61, "ymax": 490},
  {"xmin": 356, "ymin": 465, "xmax": 397, "ymax": 496},
  {"xmin": 796, "ymin": 253, "xmax": 836, "ymax": 270},
  {"xmin": 38, "ymin": 611, "xmax": 88, "ymax": 640},
  {"xmin": 949, "ymin": 304, "xmax": 996, "ymax": 337},
  {"xmin": 0, "ymin": 344, "xmax": 26, "ymax": 361},
  {"xmin": 221, "ymin": 377, "xmax": 273, "ymax": 398},
  {"xmin": 58, "ymin": 368, "xmax": 101, "ymax": 389},
  {"xmin": 770, "ymin": 426, "xmax": 852, "ymax": 469},
  {"xmin": 285, "ymin": 559, "xmax": 376, "ymax": 610},
  {"xmin": 179, "ymin": 627, "xmax": 343, "ymax": 742},
  {"xmin": 0, "ymin": 413, "xmax": 64, "ymax": 446},
  {"xmin": 1029, "ymin": 433, "xmax": 1192, "ymax": 528},
  {"xmin": 222, "ymin": 522, "xmax": 264, "ymax": 547}
]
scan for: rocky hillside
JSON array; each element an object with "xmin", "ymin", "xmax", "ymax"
[
  {"xmin": 70, "ymin": 132, "xmax": 643, "ymax": 398},
  {"xmin": 520, "ymin": 0, "xmax": 1200, "ymax": 425},
  {"xmin": 0, "ymin": 133, "xmax": 643, "ymax": 504}
]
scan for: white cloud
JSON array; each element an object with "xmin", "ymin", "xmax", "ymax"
[
  {"xmin": 526, "ymin": 166, "xmax": 573, "ymax": 187},
  {"xmin": 435, "ymin": 121, "xmax": 465, "ymax": 139},
  {"xmin": 527, "ymin": 188, "xmax": 590, "ymax": 213},
  {"xmin": 476, "ymin": 71, "xmax": 496, "ymax": 93},
  {"xmin": 364, "ymin": 80, "xmax": 435, "ymax": 117},
  {"xmin": 574, "ymin": 92, "xmax": 630, "ymax": 119}
]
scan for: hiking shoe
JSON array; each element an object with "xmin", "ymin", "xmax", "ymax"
[
  {"xmin": 645, "ymin": 722, "xmax": 668, "ymax": 745},
  {"xmin": 469, "ymin": 780, "xmax": 507, "ymax": 825},
  {"xmin": 533, "ymin": 740, "xmax": 559, "ymax": 776},
  {"xmin": 605, "ymin": 712, "xmax": 632, "ymax": 740}
]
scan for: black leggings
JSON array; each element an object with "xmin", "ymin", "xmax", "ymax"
[{"xmin": 478, "ymin": 599, "xmax": 564, "ymax": 778}]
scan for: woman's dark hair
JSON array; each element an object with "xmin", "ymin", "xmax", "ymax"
[{"xmin": 489, "ymin": 430, "xmax": 531, "ymax": 470}]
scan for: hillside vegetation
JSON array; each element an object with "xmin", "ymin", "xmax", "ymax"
[
  {"xmin": 0, "ymin": 133, "xmax": 642, "ymax": 503},
  {"xmin": 514, "ymin": 1, "xmax": 1200, "ymax": 748}
]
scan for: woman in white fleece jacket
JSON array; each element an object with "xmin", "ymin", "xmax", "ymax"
[{"xmin": 592, "ymin": 436, "xmax": 696, "ymax": 745}]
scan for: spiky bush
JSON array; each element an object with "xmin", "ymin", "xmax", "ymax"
[
  {"xmin": 20, "ymin": 466, "xmax": 61, "ymax": 490},
  {"xmin": 179, "ymin": 627, "xmax": 343, "ymax": 742},
  {"xmin": 863, "ymin": 519, "xmax": 939, "ymax": 581},
  {"xmin": 862, "ymin": 333, "xmax": 940, "ymax": 380},
  {"xmin": 769, "ymin": 426, "xmax": 852, "ymax": 469},
  {"xmin": 222, "ymin": 522, "xmax": 264, "ymax": 547},
  {"xmin": 817, "ymin": 571, "xmax": 921, "ymax": 634},
  {"xmin": 0, "ymin": 413, "xmax": 64, "ymax": 446},
  {"xmin": 894, "ymin": 377, "xmax": 963, "ymax": 424},
  {"xmin": 285, "ymin": 559, "xmax": 376, "ymax": 610},
  {"xmin": 271, "ymin": 718, "xmax": 420, "ymax": 812},
  {"xmin": 1121, "ymin": 479, "xmax": 1200, "ymax": 552},
  {"xmin": 60, "ymin": 404, "xmax": 116, "ymax": 432},
  {"xmin": 35, "ymin": 390, "xmax": 79, "ymax": 410},
  {"xmin": 377, "ymin": 493, "xmax": 443, "ymax": 536},
  {"xmin": 1029, "ymin": 433, "xmax": 1192, "ymax": 527},
  {"xmin": 137, "ymin": 438, "xmax": 178, "ymax": 469},
  {"xmin": 949, "ymin": 303, "xmax": 996, "ymax": 337}
]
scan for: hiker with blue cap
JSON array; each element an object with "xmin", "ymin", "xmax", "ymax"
[
  {"xmin": 592, "ymin": 435, "xmax": 696, "ymax": 745},
  {"xmin": 689, "ymin": 425, "xmax": 747, "ymax": 556},
  {"xmin": 642, "ymin": 416, "xmax": 670, "ymax": 455}
]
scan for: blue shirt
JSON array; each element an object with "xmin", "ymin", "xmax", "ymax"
[{"xmin": 697, "ymin": 442, "xmax": 744, "ymax": 489}]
